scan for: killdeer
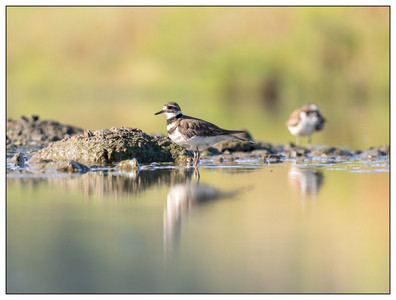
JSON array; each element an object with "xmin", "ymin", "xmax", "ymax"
[
  {"xmin": 155, "ymin": 102, "xmax": 252, "ymax": 170},
  {"xmin": 286, "ymin": 103, "xmax": 326, "ymax": 146}
]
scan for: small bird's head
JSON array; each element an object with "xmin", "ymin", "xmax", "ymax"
[
  {"xmin": 302, "ymin": 103, "xmax": 326, "ymax": 130},
  {"xmin": 155, "ymin": 102, "xmax": 182, "ymax": 119}
]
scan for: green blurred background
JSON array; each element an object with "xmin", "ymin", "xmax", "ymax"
[{"xmin": 6, "ymin": 6, "xmax": 389, "ymax": 149}]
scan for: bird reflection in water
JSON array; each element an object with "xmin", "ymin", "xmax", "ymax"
[
  {"xmin": 164, "ymin": 179, "xmax": 238, "ymax": 256},
  {"xmin": 288, "ymin": 164, "xmax": 324, "ymax": 210}
]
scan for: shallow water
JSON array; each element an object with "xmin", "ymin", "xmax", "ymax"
[{"xmin": 6, "ymin": 156, "xmax": 389, "ymax": 293}]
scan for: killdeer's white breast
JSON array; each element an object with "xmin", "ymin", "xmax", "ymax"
[
  {"xmin": 168, "ymin": 127, "xmax": 190, "ymax": 149},
  {"xmin": 288, "ymin": 113, "xmax": 317, "ymax": 136}
]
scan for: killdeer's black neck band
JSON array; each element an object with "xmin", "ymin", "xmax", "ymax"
[{"xmin": 167, "ymin": 114, "xmax": 182, "ymax": 125}]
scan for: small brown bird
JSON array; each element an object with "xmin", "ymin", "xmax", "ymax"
[
  {"xmin": 155, "ymin": 102, "xmax": 251, "ymax": 171},
  {"xmin": 286, "ymin": 104, "xmax": 326, "ymax": 146}
]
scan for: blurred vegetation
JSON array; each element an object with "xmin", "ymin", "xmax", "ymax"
[{"xmin": 6, "ymin": 6, "xmax": 389, "ymax": 149}]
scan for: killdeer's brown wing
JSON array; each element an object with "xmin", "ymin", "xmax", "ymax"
[
  {"xmin": 286, "ymin": 109, "xmax": 301, "ymax": 127},
  {"xmin": 178, "ymin": 115, "xmax": 245, "ymax": 138}
]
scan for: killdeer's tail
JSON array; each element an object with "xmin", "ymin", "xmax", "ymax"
[
  {"xmin": 230, "ymin": 135, "xmax": 255, "ymax": 144},
  {"xmin": 224, "ymin": 130, "xmax": 254, "ymax": 144}
]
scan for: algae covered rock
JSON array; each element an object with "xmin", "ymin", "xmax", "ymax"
[
  {"xmin": 56, "ymin": 160, "xmax": 90, "ymax": 173},
  {"xmin": 29, "ymin": 127, "xmax": 192, "ymax": 166},
  {"xmin": 116, "ymin": 158, "xmax": 140, "ymax": 172}
]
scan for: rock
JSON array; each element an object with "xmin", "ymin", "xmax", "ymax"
[
  {"xmin": 359, "ymin": 146, "xmax": 389, "ymax": 159},
  {"xmin": 10, "ymin": 152, "xmax": 25, "ymax": 168},
  {"xmin": 7, "ymin": 115, "xmax": 83, "ymax": 148},
  {"xmin": 212, "ymin": 156, "xmax": 224, "ymax": 163},
  {"xmin": 221, "ymin": 155, "xmax": 236, "ymax": 162},
  {"xmin": 201, "ymin": 147, "xmax": 223, "ymax": 156},
  {"xmin": 210, "ymin": 129, "xmax": 255, "ymax": 153},
  {"xmin": 281, "ymin": 144, "xmax": 309, "ymax": 158},
  {"xmin": 310, "ymin": 147, "xmax": 352, "ymax": 157},
  {"xmin": 29, "ymin": 127, "xmax": 193, "ymax": 166},
  {"xmin": 250, "ymin": 149, "xmax": 272, "ymax": 159},
  {"xmin": 213, "ymin": 140, "xmax": 256, "ymax": 153},
  {"xmin": 56, "ymin": 160, "xmax": 90, "ymax": 173},
  {"xmin": 264, "ymin": 154, "xmax": 284, "ymax": 163},
  {"xmin": 350, "ymin": 149, "xmax": 362, "ymax": 155},
  {"xmin": 285, "ymin": 148, "xmax": 308, "ymax": 158},
  {"xmin": 27, "ymin": 159, "xmax": 90, "ymax": 173},
  {"xmin": 116, "ymin": 158, "xmax": 140, "ymax": 172},
  {"xmin": 82, "ymin": 129, "xmax": 94, "ymax": 138},
  {"xmin": 213, "ymin": 137, "xmax": 279, "ymax": 154},
  {"xmin": 379, "ymin": 145, "xmax": 390, "ymax": 155}
]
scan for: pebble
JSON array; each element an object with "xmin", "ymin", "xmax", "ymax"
[
  {"xmin": 56, "ymin": 160, "xmax": 90, "ymax": 173},
  {"xmin": 116, "ymin": 158, "xmax": 141, "ymax": 172},
  {"xmin": 10, "ymin": 152, "xmax": 25, "ymax": 168}
]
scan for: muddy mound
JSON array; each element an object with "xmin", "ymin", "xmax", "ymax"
[{"xmin": 29, "ymin": 127, "xmax": 193, "ymax": 166}]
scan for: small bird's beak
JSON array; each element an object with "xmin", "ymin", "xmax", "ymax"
[{"xmin": 155, "ymin": 110, "xmax": 164, "ymax": 115}]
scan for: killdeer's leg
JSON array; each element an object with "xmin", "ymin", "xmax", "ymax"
[
  {"xmin": 193, "ymin": 149, "xmax": 200, "ymax": 178},
  {"xmin": 296, "ymin": 136, "xmax": 301, "ymax": 147},
  {"xmin": 193, "ymin": 150, "xmax": 199, "ymax": 168},
  {"xmin": 194, "ymin": 166, "xmax": 200, "ymax": 180},
  {"xmin": 193, "ymin": 150, "xmax": 198, "ymax": 168},
  {"xmin": 308, "ymin": 135, "xmax": 312, "ymax": 149},
  {"xmin": 196, "ymin": 150, "xmax": 200, "ymax": 166}
]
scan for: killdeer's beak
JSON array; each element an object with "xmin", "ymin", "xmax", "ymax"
[{"xmin": 155, "ymin": 110, "xmax": 164, "ymax": 115}]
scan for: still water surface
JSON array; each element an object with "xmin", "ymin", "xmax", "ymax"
[{"xmin": 7, "ymin": 158, "xmax": 389, "ymax": 293}]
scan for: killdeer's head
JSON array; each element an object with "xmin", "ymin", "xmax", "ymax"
[
  {"xmin": 302, "ymin": 104, "xmax": 326, "ymax": 129},
  {"xmin": 155, "ymin": 102, "xmax": 182, "ymax": 119},
  {"xmin": 303, "ymin": 104, "xmax": 321, "ymax": 116},
  {"xmin": 287, "ymin": 104, "xmax": 325, "ymax": 126}
]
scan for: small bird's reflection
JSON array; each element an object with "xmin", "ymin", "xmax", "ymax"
[
  {"xmin": 164, "ymin": 182, "xmax": 237, "ymax": 256},
  {"xmin": 288, "ymin": 165, "xmax": 324, "ymax": 209}
]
